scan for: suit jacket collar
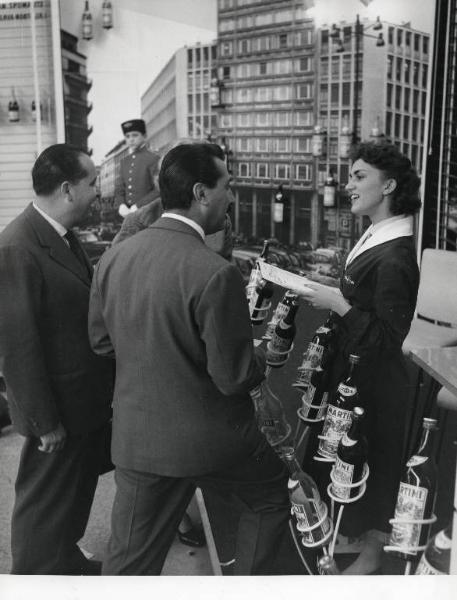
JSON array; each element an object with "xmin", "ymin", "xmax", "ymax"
[
  {"xmin": 150, "ymin": 215, "xmax": 205, "ymax": 242},
  {"xmin": 24, "ymin": 203, "xmax": 92, "ymax": 286}
]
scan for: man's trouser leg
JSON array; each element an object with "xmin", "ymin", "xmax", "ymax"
[{"xmin": 102, "ymin": 467, "xmax": 195, "ymax": 575}]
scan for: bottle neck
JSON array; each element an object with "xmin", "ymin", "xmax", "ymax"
[
  {"xmin": 283, "ymin": 452, "xmax": 302, "ymax": 477},
  {"xmin": 283, "ymin": 304, "xmax": 298, "ymax": 326},
  {"xmin": 416, "ymin": 426, "xmax": 435, "ymax": 457},
  {"xmin": 260, "ymin": 241, "xmax": 269, "ymax": 259}
]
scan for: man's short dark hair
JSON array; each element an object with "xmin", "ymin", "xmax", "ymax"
[
  {"xmin": 159, "ymin": 143, "xmax": 225, "ymax": 210},
  {"xmin": 32, "ymin": 144, "xmax": 89, "ymax": 196}
]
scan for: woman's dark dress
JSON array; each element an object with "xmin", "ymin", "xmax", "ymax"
[{"xmin": 307, "ymin": 236, "xmax": 419, "ymax": 535}]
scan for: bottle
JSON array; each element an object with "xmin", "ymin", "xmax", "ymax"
[
  {"xmin": 415, "ymin": 521, "xmax": 452, "ymax": 575},
  {"xmin": 263, "ymin": 290, "xmax": 298, "ymax": 340},
  {"xmin": 250, "ymin": 278, "xmax": 274, "ymax": 325},
  {"xmin": 102, "ymin": 1, "xmax": 113, "ymax": 29},
  {"xmin": 250, "ymin": 382, "xmax": 291, "ymax": 449},
  {"xmin": 8, "ymin": 89, "xmax": 19, "ymax": 123},
  {"xmin": 389, "ymin": 418, "xmax": 438, "ymax": 560},
  {"xmin": 299, "ymin": 366, "xmax": 329, "ymax": 422},
  {"xmin": 331, "ymin": 407, "xmax": 368, "ymax": 501},
  {"xmin": 317, "ymin": 554, "xmax": 340, "ymax": 575},
  {"xmin": 317, "ymin": 354, "xmax": 361, "ymax": 461},
  {"xmin": 246, "ymin": 240, "xmax": 269, "ymax": 303},
  {"xmin": 265, "ymin": 301, "xmax": 299, "ymax": 367},
  {"xmin": 82, "ymin": 0, "xmax": 93, "ymax": 40},
  {"xmin": 293, "ymin": 314, "xmax": 336, "ymax": 390},
  {"xmin": 283, "ymin": 448, "xmax": 332, "ymax": 548}
]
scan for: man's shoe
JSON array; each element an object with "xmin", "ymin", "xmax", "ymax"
[{"xmin": 178, "ymin": 526, "xmax": 206, "ymax": 548}]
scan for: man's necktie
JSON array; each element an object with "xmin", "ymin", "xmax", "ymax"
[{"xmin": 64, "ymin": 230, "xmax": 91, "ymax": 278}]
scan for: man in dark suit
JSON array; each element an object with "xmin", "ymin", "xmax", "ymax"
[
  {"xmin": 89, "ymin": 143, "xmax": 290, "ymax": 575},
  {"xmin": 115, "ymin": 118, "xmax": 160, "ymax": 218},
  {"xmin": 0, "ymin": 144, "xmax": 114, "ymax": 574}
]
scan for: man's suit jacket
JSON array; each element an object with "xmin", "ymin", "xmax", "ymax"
[
  {"xmin": 114, "ymin": 145, "xmax": 160, "ymax": 209},
  {"xmin": 112, "ymin": 198, "xmax": 234, "ymax": 260},
  {"xmin": 0, "ymin": 204, "xmax": 114, "ymax": 437},
  {"xmin": 89, "ymin": 217, "xmax": 265, "ymax": 477}
]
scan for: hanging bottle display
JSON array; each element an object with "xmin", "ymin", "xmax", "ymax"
[
  {"xmin": 317, "ymin": 354, "xmax": 361, "ymax": 461},
  {"xmin": 8, "ymin": 88, "xmax": 19, "ymax": 122},
  {"xmin": 102, "ymin": 0, "xmax": 114, "ymax": 29},
  {"xmin": 415, "ymin": 520, "xmax": 452, "ymax": 575},
  {"xmin": 265, "ymin": 300, "xmax": 299, "ymax": 367},
  {"xmin": 293, "ymin": 314, "xmax": 336, "ymax": 390},
  {"xmin": 283, "ymin": 448, "xmax": 333, "ymax": 548},
  {"xmin": 317, "ymin": 554, "xmax": 340, "ymax": 575},
  {"xmin": 388, "ymin": 417, "xmax": 438, "ymax": 560},
  {"xmin": 263, "ymin": 290, "xmax": 298, "ymax": 341},
  {"xmin": 330, "ymin": 406, "xmax": 368, "ymax": 501},
  {"xmin": 82, "ymin": 0, "xmax": 93, "ymax": 40},
  {"xmin": 250, "ymin": 383, "xmax": 292, "ymax": 450},
  {"xmin": 298, "ymin": 366, "xmax": 329, "ymax": 422}
]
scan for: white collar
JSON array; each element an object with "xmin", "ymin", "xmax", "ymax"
[
  {"xmin": 32, "ymin": 202, "xmax": 68, "ymax": 238},
  {"xmin": 345, "ymin": 215, "xmax": 413, "ymax": 267},
  {"xmin": 161, "ymin": 212, "xmax": 205, "ymax": 241}
]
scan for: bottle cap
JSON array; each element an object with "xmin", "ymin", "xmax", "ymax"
[
  {"xmin": 349, "ymin": 354, "xmax": 360, "ymax": 363},
  {"xmin": 422, "ymin": 417, "xmax": 438, "ymax": 430},
  {"xmin": 353, "ymin": 406, "xmax": 364, "ymax": 418}
]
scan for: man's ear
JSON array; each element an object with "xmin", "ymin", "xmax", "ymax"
[
  {"xmin": 193, "ymin": 182, "xmax": 209, "ymax": 206},
  {"xmin": 383, "ymin": 178, "xmax": 397, "ymax": 196},
  {"xmin": 61, "ymin": 181, "xmax": 72, "ymax": 200}
]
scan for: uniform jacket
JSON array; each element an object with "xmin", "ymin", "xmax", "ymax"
[
  {"xmin": 114, "ymin": 145, "xmax": 160, "ymax": 209},
  {"xmin": 112, "ymin": 198, "xmax": 234, "ymax": 260},
  {"xmin": 0, "ymin": 204, "xmax": 114, "ymax": 437},
  {"xmin": 89, "ymin": 217, "xmax": 265, "ymax": 477}
]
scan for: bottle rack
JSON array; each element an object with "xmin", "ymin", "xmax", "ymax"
[
  {"xmin": 265, "ymin": 342, "xmax": 294, "ymax": 368},
  {"xmin": 383, "ymin": 513, "xmax": 437, "ymax": 574}
]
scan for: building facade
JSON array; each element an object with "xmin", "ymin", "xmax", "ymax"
[
  {"xmin": 61, "ymin": 29, "xmax": 93, "ymax": 154},
  {"xmin": 316, "ymin": 18, "xmax": 430, "ymax": 249},
  {"xmin": 420, "ymin": 0, "xmax": 457, "ymax": 252},
  {"xmin": 141, "ymin": 41, "xmax": 217, "ymax": 153},
  {"xmin": 215, "ymin": 0, "xmax": 316, "ymax": 246}
]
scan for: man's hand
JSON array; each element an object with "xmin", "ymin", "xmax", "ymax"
[{"xmin": 38, "ymin": 423, "xmax": 67, "ymax": 453}]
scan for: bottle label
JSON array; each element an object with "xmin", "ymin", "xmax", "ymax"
[
  {"xmin": 415, "ymin": 554, "xmax": 444, "ymax": 575},
  {"xmin": 337, "ymin": 383, "xmax": 356, "ymax": 396},
  {"xmin": 318, "ymin": 405, "xmax": 352, "ymax": 458},
  {"xmin": 332, "ymin": 456, "xmax": 355, "ymax": 500},
  {"xmin": 340, "ymin": 433, "xmax": 357, "ymax": 447},
  {"xmin": 268, "ymin": 334, "xmax": 292, "ymax": 357},
  {"xmin": 316, "ymin": 326, "xmax": 331, "ymax": 334},
  {"xmin": 291, "ymin": 499, "xmax": 331, "ymax": 545},
  {"xmin": 390, "ymin": 482, "xmax": 428, "ymax": 555},
  {"xmin": 305, "ymin": 342, "xmax": 324, "ymax": 369}
]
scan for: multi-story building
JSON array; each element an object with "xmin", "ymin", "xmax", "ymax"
[
  {"xmin": 141, "ymin": 41, "xmax": 218, "ymax": 152},
  {"xmin": 316, "ymin": 19, "xmax": 430, "ymax": 249},
  {"xmin": 420, "ymin": 0, "xmax": 456, "ymax": 253},
  {"xmin": 61, "ymin": 29, "xmax": 93, "ymax": 154},
  {"xmin": 215, "ymin": 0, "xmax": 316, "ymax": 246}
]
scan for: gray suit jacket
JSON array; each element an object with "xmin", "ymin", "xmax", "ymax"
[
  {"xmin": 0, "ymin": 204, "xmax": 114, "ymax": 436},
  {"xmin": 89, "ymin": 217, "xmax": 265, "ymax": 476}
]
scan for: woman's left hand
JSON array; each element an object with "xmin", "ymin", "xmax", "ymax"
[{"xmin": 299, "ymin": 283, "xmax": 351, "ymax": 316}]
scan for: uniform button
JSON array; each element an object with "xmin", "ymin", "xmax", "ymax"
[
  {"xmin": 128, "ymin": 185, "xmax": 132, "ymax": 189},
  {"xmin": 132, "ymin": 155, "xmax": 136, "ymax": 159},
  {"xmin": 128, "ymin": 178, "xmax": 132, "ymax": 181}
]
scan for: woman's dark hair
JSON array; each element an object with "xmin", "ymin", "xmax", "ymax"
[
  {"xmin": 159, "ymin": 143, "xmax": 225, "ymax": 210},
  {"xmin": 32, "ymin": 144, "xmax": 88, "ymax": 196},
  {"xmin": 349, "ymin": 141, "xmax": 421, "ymax": 215}
]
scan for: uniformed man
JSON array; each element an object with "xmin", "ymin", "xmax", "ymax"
[{"xmin": 115, "ymin": 119, "xmax": 160, "ymax": 218}]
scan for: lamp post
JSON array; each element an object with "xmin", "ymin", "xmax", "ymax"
[
  {"xmin": 331, "ymin": 14, "xmax": 385, "ymax": 245},
  {"xmin": 311, "ymin": 125, "xmax": 326, "ymax": 248}
]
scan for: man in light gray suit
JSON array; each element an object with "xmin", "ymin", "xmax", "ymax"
[{"xmin": 88, "ymin": 143, "xmax": 289, "ymax": 575}]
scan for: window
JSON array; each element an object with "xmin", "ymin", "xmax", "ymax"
[
  {"xmin": 386, "ymin": 83, "xmax": 393, "ymax": 108},
  {"xmin": 256, "ymin": 112, "xmax": 270, "ymax": 126},
  {"xmin": 413, "ymin": 90, "xmax": 419, "ymax": 113},
  {"xmin": 223, "ymin": 66, "xmax": 231, "ymax": 79},
  {"xmin": 395, "ymin": 85, "xmax": 401, "ymax": 110},
  {"xmin": 256, "ymin": 13, "xmax": 273, "ymax": 26},
  {"xmin": 256, "ymin": 138, "xmax": 269, "ymax": 152},
  {"xmin": 275, "ymin": 164, "xmax": 290, "ymax": 179},
  {"xmin": 220, "ymin": 114, "xmax": 233, "ymax": 128},
  {"xmin": 237, "ymin": 15, "xmax": 253, "ymax": 29},
  {"xmin": 320, "ymin": 84, "xmax": 328, "ymax": 104},
  {"xmin": 388, "ymin": 27, "xmax": 394, "ymax": 45},
  {"xmin": 296, "ymin": 57, "xmax": 311, "ymax": 72},
  {"xmin": 413, "ymin": 62, "xmax": 419, "ymax": 85},
  {"xmin": 297, "ymin": 83, "xmax": 312, "ymax": 99},
  {"xmin": 405, "ymin": 31, "xmax": 411, "ymax": 47},
  {"xmin": 296, "ymin": 164, "xmax": 311, "ymax": 181},
  {"xmin": 274, "ymin": 138, "xmax": 290, "ymax": 152},
  {"xmin": 331, "ymin": 83, "xmax": 339, "ymax": 104},
  {"xmin": 396, "ymin": 29, "xmax": 403, "ymax": 46},
  {"xmin": 237, "ymin": 138, "xmax": 251, "ymax": 152},
  {"xmin": 295, "ymin": 137, "xmax": 311, "ymax": 152},
  {"xmin": 331, "ymin": 57, "xmax": 340, "ymax": 78},
  {"xmin": 276, "ymin": 59, "xmax": 292, "ymax": 75},
  {"xmin": 423, "ymin": 37, "xmax": 429, "ymax": 54},
  {"xmin": 273, "ymin": 86, "xmax": 292, "ymax": 101},
  {"xmin": 256, "ymin": 87, "xmax": 272, "ymax": 102},
  {"xmin": 238, "ymin": 162, "xmax": 251, "ymax": 177},
  {"xmin": 278, "ymin": 33, "xmax": 288, "ymax": 48},
  {"xmin": 422, "ymin": 91, "xmax": 427, "ymax": 114},
  {"xmin": 394, "ymin": 114, "xmax": 401, "ymax": 137},
  {"xmin": 236, "ymin": 88, "xmax": 251, "ymax": 103},
  {"xmin": 321, "ymin": 57, "xmax": 329, "ymax": 79},
  {"xmin": 219, "ymin": 18, "xmax": 235, "ymax": 32},
  {"xmin": 403, "ymin": 116, "xmax": 410, "ymax": 139},
  {"xmin": 387, "ymin": 56, "xmax": 393, "ymax": 79},
  {"xmin": 414, "ymin": 34, "xmax": 420, "ymax": 52},
  {"xmin": 275, "ymin": 9, "xmax": 293, "ymax": 23},
  {"xmin": 396, "ymin": 58, "xmax": 403, "ymax": 81},
  {"xmin": 404, "ymin": 88, "xmax": 410, "ymax": 112},
  {"xmin": 238, "ymin": 39, "xmax": 250, "ymax": 54},
  {"xmin": 237, "ymin": 113, "xmax": 251, "ymax": 127},
  {"xmin": 275, "ymin": 112, "xmax": 291, "ymax": 127},
  {"xmin": 386, "ymin": 111, "xmax": 392, "ymax": 136},
  {"xmin": 404, "ymin": 60, "xmax": 410, "ymax": 84},
  {"xmin": 257, "ymin": 163, "xmax": 268, "ymax": 178},
  {"xmin": 422, "ymin": 64, "xmax": 428, "ymax": 88},
  {"xmin": 295, "ymin": 111, "xmax": 313, "ymax": 126},
  {"xmin": 412, "ymin": 117, "xmax": 419, "ymax": 138},
  {"xmin": 342, "ymin": 56, "xmax": 351, "ymax": 78},
  {"xmin": 259, "ymin": 62, "xmax": 268, "ymax": 75}
]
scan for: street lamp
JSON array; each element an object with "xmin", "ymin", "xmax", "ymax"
[
  {"xmin": 311, "ymin": 125, "xmax": 326, "ymax": 248},
  {"xmin": 331, "ymin": 14, "xmax": 385, "ymax": 145}
]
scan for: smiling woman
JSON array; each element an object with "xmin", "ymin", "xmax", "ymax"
[{"xmin": 301, "ymin": 141, "xmax": 422, "ymax": 574}]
